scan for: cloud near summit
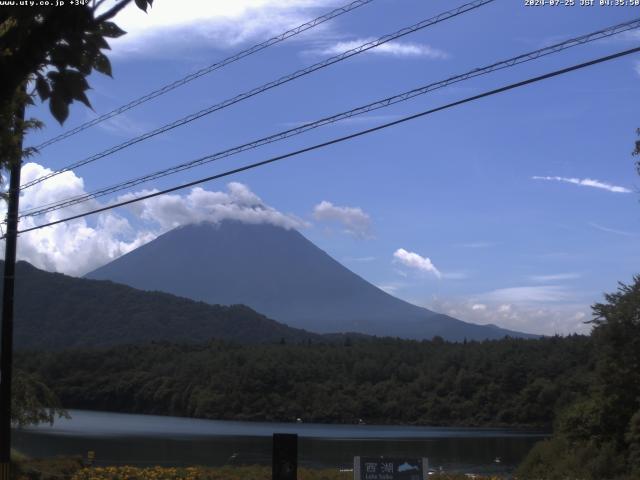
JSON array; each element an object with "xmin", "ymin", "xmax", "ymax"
[
  {"xmin": 2, "ymin": 162, "xmax": 304, "ymax": 276},
  {"xmin": 119, "ymin": 183, "xmax": 306, "ymax": 231}
]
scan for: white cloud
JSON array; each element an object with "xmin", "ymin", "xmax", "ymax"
[
  {"xmin": 616, "ymin": 30, "xmax": 640, "ymax": 43},
  {"xmin": 310, "ymin": 38, "xmax": 448, "ymax": 58},
  {"xmin": 313, "ymin": 200, "xmax": 371, "ymax": 238},
  {"xmin": 455, "ymin": 242, "xmax": 496, "ymax": 249},
  {"xmin": 103, "ymin": 0, "xmax": 343, "ymax": 56},
  {"xmin": 120, "ymin": 183, "xmax": 307, "ymax": 232},
  {"xmin": 532, "ymin": 175, "xmax": 631, "ymax": 193},
  {"xmin": 529, "ymin": 273, "xmax": 581, "ymax": 282},
  {"xmin": 427, "ymin": 296, "xmax": 592, "ymax": 336},
  {"xmin": 393, "ymin": 248, "xmax": 441, "ymax": 278},
  {"xmin": 3, "ymin": 163, "xmax": 304, "ymax": 276},
  {"xmin": 88, "ymin": 111, "xmax": 149, "ymax": 137},
  {"xmin": 393, "ymin": 268, "xmax": 408, "ymax": 278},
  {"xmin": 1, "ymin": 163, "xmax": 153, "ymax": 277},
  {"xmin": 483, "ymin": 285, "xmax": 573, "ymax": 305},
  {"xmin": 377, "ymin": 284, "xmax": 400, "ymax": 294},
  {"xmin": 589, "ymin": 222, "xmax": 640, "ymax": 237}
]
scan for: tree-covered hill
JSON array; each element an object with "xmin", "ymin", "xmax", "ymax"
[
  {"xmin": 3, "ymin": 260, "xmax": 324, "ymax": 350},
  {"xmin": 18, "ymin": 335, "xmax": 592, "ymax": 428},
  {"xmin": 518, "ymin": 276, "xmax": 640, "ymax": 479}
]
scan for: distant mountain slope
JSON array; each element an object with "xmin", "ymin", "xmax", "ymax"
[
  {"xmin": 3, "ymin": 261, "xmax": 323, "ymax": 350},
  {"xmin": 86, "ymin": 221, "xmax": 536, "ymax": 341}
]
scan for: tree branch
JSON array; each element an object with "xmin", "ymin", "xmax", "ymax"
[
  {"xmin": 92, "ymin": 0, "xmax": 109, "ymax": 11},
  {"xmin": 95, "ymin": 0, "xmax": 134, "ymax": 23}
]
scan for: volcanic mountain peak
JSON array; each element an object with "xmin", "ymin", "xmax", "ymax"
[{"xmin": 86, "ymin": 220, "xmax": 536, "ymax": 341}]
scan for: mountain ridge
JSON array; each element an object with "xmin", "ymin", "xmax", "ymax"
[
  {"xmin": 86, "ymin": 220, "xmax": 536, "ymax": 341},
  {"xmin": 2, "ymin": 260, "xmax": 331, "ymax": 350}
]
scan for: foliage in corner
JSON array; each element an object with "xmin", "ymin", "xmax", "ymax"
[
  {"xmin": 518, "ymin": 276, "xmax": 640, "ymax": 480},
  {"xmin": 12, "ymin": 369, "xmax": 68, "ymax": 427},
  {"xmin": 0, "ymin": 88, "xmax": 43, "ymax": 194},
  {"xmin": 0, "ymin": 0, "xmax": 152, "ymax": 124}
]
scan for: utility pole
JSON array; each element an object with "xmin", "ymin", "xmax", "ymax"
[{"xmin": 0, "ymin": 95, "xmax": 25, "ymax": 480}]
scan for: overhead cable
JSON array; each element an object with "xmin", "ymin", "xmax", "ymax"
[
  {"xmin": 21, "ymin": 0, "xmax": 497, "ymax": 190},
  {"xmin": 11, "ymin": 45, "xmax": 640, "ymax": 238},
  {"xmin": 19, "ymin": 18, "xmax": 640, "ymax": 219},
  {"xmin": 31, "ymin": 0, "xmax": 376, "ymax": 151}
]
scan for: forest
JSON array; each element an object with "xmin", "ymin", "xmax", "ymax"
[
  {"xmin": 17, "ymin": 334, "xmax": 592, "ymax": 428},
  {"xmin": 14, "ymin": 276, "xmax": 640, "ymax": 479},
  {"xmin": 516, "ymin": 276, "xmax": 640, "ymax": 479},
  {"xmin": 2, "ymin": 260, "xmax": 326, "ymax": 350}
]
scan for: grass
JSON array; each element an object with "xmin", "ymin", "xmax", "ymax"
[
  {"xmin": 12, "ymin": 455, "xmax": 84, "ymax": 480},
  {"xmin": 10, "ymin": 449, "xmax": 29, "ymax": 463}
]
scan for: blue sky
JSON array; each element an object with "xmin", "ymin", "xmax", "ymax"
[{"xmin": 10, "ymin": 0, "xmax": 640, "ymax": 335}]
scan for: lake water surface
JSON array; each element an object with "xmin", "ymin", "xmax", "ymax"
[{"xmin": 14, "ymin": 410, "xmax": 548, "ymax": 475}]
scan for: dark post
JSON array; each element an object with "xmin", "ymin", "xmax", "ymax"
[
  {"xmin": 0, "ymin": 98, "xmax": 25, "ymax": 479},
  {"xmin": 272, "ymin": 433, "xmax": 297, "ymax": 480}
]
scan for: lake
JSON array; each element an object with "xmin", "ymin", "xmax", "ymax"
[{"xmin": 14, "ymin": 410, "xmax": 548, "ymax": 476}]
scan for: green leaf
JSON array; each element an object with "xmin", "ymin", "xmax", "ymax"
[
  {"xmin": 135, "ymin": 0, "xmax": 149, "ymax": 12},
  {"xmin": 24, "ymin": 118, "xmax": 44, "ymax": 130},
  {"xmin": 51, "ymin": 45, "xmax": 86, "ymax": 71},
  {"xmin": 93, "ymin": 52, "xmax": 112, "ymax": 77},
  {"xmin": 49, "ymin": 94, "xmax": 69, "ymax": 124},
  {"xmin": 64, "ymin": 69, "xmax": 89, "ymax": 89},
  {"xmin": 87, "ymin": 33, "xmax": 110, "ymax": 51},
  {"xmin": 49, "ymin": 47, "xmax": 71, "ymax": 69},
  {"xmin": 62, "ymin": 70, "xmax": 92, "ymax": 108},
  {"xmin": 35, "ymin": 75, "xmax": 50, "ymax": 100},
  {"xmin": 46, "ymin": 70, "xmax": 60, "ymax": 82},
  {"xmin": 73, "ymin": 89, "xmax": 92, "ymax": 109},
  {"xmin": 75, "ymin": 53, "xmax": 93, "ymax": 76},
  {"xmin": 99, "ymin": 21, "xmax": 126, "ymax": 39}
]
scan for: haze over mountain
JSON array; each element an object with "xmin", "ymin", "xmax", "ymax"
[
  {"xmin": 3, "ymin": 260, "xmax": 323, "ymax": 350},
  {"xmin": 86, "ymin": 221, "xmax": 536, "ymax": 341}
]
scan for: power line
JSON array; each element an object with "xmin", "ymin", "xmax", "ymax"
[
  {"xmin": 31, "ymin": 0, "xmax": 375, "ymax": 151},
  {"xmin": 21, "ymin": 0, "xmax": 497, "ymax": 190},
  {"xmin": 20, "ymin": 16, "xmax": 639, "ymax": 216},
  {"xmin": 11, "ymin": 45, "xmax": 640, "ymax": 239},
  {"xmin": 19, "ymin": 18, "xmax": 640, "ymax": 219}
]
